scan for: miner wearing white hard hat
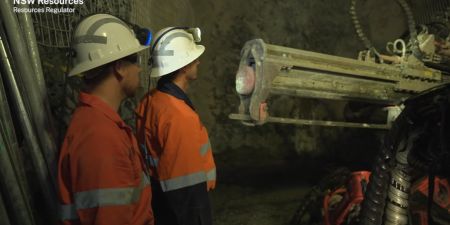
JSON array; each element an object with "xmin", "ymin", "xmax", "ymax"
[
  {"xmin": 135, "ymin": 27, "xmax": 216, "ymax": 225},
  {"xmin": 58, "ymin": 14, "xmax": 154, "ymax": 225}
]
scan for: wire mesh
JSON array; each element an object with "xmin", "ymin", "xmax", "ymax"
[
  {"xmin": 31, "ymin": 0, "xmax": 195, "ymax": 132},
  {"xmin": 407, "ymin": 0, "xmax": 450, "ymax": 25},
  {"xmin": 30, "ymin": 0, "xmax": 130, "ymax": 47},
  {"xmin": 31, "ymin": 0, "xmax": 195, "ymax": 88}
]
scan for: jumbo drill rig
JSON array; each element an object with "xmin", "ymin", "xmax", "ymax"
[{"xmin": 230, "ymin": 0, "xmax": 450, "ymax": 224}]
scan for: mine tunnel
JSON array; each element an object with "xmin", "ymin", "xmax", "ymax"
[{"xmin": 1, "ymin": 0, "xmax": 450, "ymax": 224}]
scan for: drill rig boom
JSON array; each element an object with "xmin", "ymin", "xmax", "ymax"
[{"xmin": 229, "ymin": 39, "xmax": 449, "ymax": 128}]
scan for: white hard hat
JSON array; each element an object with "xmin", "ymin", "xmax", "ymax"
[
  {"xmin": 69, "ymin": 14, "xmax": 151, "ymax": 77},
  {"xmin": 149, "ymin": 27, "xmax": 205, "ymax": 77}
]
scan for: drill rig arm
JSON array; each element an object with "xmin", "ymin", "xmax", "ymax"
[{"xmin": 229, "ymin": 39, "xmax": 448, "ymax": 128}]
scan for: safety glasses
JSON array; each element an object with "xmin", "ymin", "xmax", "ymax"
[{"xmin": 122, "ymin": 55, "xmax": 141, "ymax": 68}]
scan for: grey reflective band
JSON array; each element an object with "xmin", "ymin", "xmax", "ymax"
[
  {"xmin": 160, "ymin": 170, "xmax": 206, "ymax": 192},
  {"xmin": 153, "ymin": 49, "xmax": 174, "ymax": 56},
  {"xmin": 86, "ymin": 18, "xmax": 129, "ymax": 36},
  {"xmin": 153, "ymin": 32, "xmax": 192, "ymax": 57},
  {"xmin": 74, "ymin": 35, "xmax": 107, "ymax": 45},
  {"xmin": 200, "ymin": 140, "xmax": 211, "ymax": 156},
  {"xmin": 59, "ymin": 202, "xmax": 77, "ymax": 221},
  {"xmin": 149, "ymin": 155, "xmax": 159, "ymax": 167},
  {"xmin": 206, "ymin": 167, "xmax": 216, "ymax": 182},
  {"xmin": 59, "ymin": 172, "xmax": 150, "ymax": 221},
  {"xmin": 74, "ymin": 18, "xmax": 131, "ymax": 45}
]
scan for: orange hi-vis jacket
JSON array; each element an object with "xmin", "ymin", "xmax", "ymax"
[
  {"xmin": 135, "ymin": 87, "xmax": 216, "ymax": 192},
  {"xmin": 58, "ymin": 92, "xmax": 153, "ymax": 225}
]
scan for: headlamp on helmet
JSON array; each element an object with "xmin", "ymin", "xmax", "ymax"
[
  {"xmin": 186, "ymin": 28, "xmax": 201, "ymax": 42},
  {"xmin": 129, "ymin": 24, "xmax": 152, "ymax": 46}
]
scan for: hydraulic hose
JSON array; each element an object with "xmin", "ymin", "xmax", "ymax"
[
  {"xmin": 359, "ymin": 133, "xmax": 396, "ymax": 225},
  {"xmin": 383, "ymin": 128, "xmax": 422, "ymax": 225},
  {"xmin": 424, "ymin": 62, "xmax": 450, "ymax": 73},
  {"xmin": 350, "ymin": 0, "xmax": 383, "ymax": 63},
  {"xmin": 394, "ymin": 0, "xmax": 427, "ymax": 62},
  {"xmin": 359, "ymin": 97, "xmax": 439, "ymax": 225}
]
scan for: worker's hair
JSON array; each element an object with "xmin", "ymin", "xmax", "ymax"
[{"xmin": 83, "ymin": 61, "xmax": 115, "ymax": 87}]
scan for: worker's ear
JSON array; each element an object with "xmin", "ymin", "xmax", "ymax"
[{"xmin": 113, "ymin": 60, "xmax": 126, "ymax": 80}]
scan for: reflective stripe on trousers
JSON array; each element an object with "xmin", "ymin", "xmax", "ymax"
[
  {"xmin": 59, "ymin": 172, "xmax": 150, "ymax": 221},
  {"xmin": 150, "ymin": 140, "xmax": 211, "ymax": 168}
]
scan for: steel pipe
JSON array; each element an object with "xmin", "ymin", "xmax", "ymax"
[
  {"xmin": 15, "ymin": 3, "xmax": 58, "ymax": 140},
  {"xmin": 0, "ymin": 33, "xmax": 35, "ymax": 219},
  {"xmin": 0, "ymin": 22, "xmax": 57, "ymax": 222},
  {"xmin": 0, "ymin": 118, "xmax": 34, "ymax": 225},
  {"xmin": 0, "ymin": 190, "xmax": 11, "ymax": 225},
  {"xmin": 0, "ymin": 68, "xmax": 35, "ymax": 220},
  {"xmin": 0, "ymin": 0, "xmax": 58, "ymax": 191},
  {"xmin": 229, "ymin": 113, "xmax": 391, "ymax": 129}
]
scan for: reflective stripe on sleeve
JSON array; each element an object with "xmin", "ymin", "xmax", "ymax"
[
  {"xmin": 59, "ymin": 203, "xmax": 78, "ymax": 221},
  {"xmin": 160, "ymin": 170, "xmax": 206, "ymax": 192},
  {"xmin": 200, "ymin": 140, "xmax": 211, "ymax": 156},
  {"xmin": 59, "ymin": 172, "xmax": 150, "ymax": 221},
  {"xmin": 206, "ymin": 166, "xmax": 216, "ymax": 182},
  {"xmin": 149, "ymin": 155, "xmax": 159, "ymax": 167}
]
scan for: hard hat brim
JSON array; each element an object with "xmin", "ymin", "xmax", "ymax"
[{"xmin": 150, "ymin": 45, "xmax": 205, "ymax": 77}]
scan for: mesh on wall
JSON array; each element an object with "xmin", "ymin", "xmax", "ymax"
[
  {"xmin": 30, "ymin": 0, "xmax": 195, "ymax": 86},
  {"xmin": 406, "ymin": 0, "xmax": 450, "ymax": 25},
  {"xmin": 30, "ymin": 0, "xmax": 195, "ymax": 132}
]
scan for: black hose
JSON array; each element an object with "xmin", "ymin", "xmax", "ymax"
[
  {"xmin": 350, "ymin": 0, "xmax": 383, "ymax": 63},
  {"xmin": 439, "ymin": 55, "xmax": 450, "ymax": 66},
  {"xmin": 424, "ymin": 62, "xmax": 450, "ymax": 73},
  {"xmin": 428, "ymin": 22, "xmax": 450, "ymax": 39},
  {"xmin": 394, "ymin": 0, "xmax": 427, "ymax": 61},
  {"xmin": 399, "ymin": 23, "xmax": 449, "ymax": 42},
  {"xmin": 359, "ymin": 99, "xmax": 437, "ymax": 225},
  {"xmin": 359, "ymin": 134, "xmax": 395, "ymax": 225},
  {"xmin": 350, "ymin": 0, "xmax": 372, "ymax": 50}
]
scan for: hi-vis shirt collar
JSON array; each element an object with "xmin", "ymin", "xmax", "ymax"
[
  {"xmin": 78, "ymin": 91, "xmax": 129, "ymax": 129},
  {"xmin": 156, "ymin": 79, "xmax": 195, "ymax": 111}
]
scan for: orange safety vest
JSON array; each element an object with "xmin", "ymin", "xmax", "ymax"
[
  {"xmin": 135, "ymin": 88, "xmax": 216, "ymax": 192},
  {"xmin": 58, "ymin": 92, "xmax": 153, "ymax": 225}
]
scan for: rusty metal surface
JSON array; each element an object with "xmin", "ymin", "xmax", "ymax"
[{"xmin": 232, "ymin": 39, "xmax": 450, "ymax": 127}]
